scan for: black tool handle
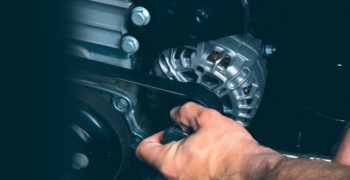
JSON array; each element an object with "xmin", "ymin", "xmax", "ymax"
[{"xmin": 161, "ymin": 125, "xmax": 189, "ymax": 144}]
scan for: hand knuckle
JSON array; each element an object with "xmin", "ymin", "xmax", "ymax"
[
  {"xmin": 180, "ymin": 102, "xmax": 195, "ymax": 115},
  {"xmin": 198, "ymin": 110, "xmax": 214, "ymax": 120}
]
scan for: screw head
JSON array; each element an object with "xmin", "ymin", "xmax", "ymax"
[
  {"xmin": 116, "ymin": 98, "xmax": 128, "ymax": 111},
  {"xmin": 121, "ymin": 35, "xmax": 139, "ymax": 54},
  {"xmin": 264, "ymin": 44, "xmax": 277, "ymax": 56},
  {"xmin": 131, "ymin": 6, "xmax": 151, "ymax": 26}
]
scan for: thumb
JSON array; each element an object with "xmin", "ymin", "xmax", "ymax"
[{"xmin": 135, "ymin": 131, "xmax": 169, "ymax": 168}]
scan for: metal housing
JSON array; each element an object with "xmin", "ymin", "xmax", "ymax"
[
  {"xmin": 153, "ymin": 34, "xmax": 267, "ymax": 126},
  {"xmin": 68, "ymin": 0, "xmax": 133, "ymax": 69}
]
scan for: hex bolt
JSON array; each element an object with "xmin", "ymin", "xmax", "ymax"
[
  {"xmin": 115, "ymin": 98, "xmax": 128, "ymax": 111},
  {"xmin": 72, "ymin": 153, "xmax": 89, "ymax": 170},
  {"xmin": 121, "ymin": 35, "xmax": 139, "ymax": 54},
  {"xmin": 131, "ymin": 6, "xmax": 151, "ymax": 26},
  {"xmin": 264, "ymin": 44, "xmax": 277, "ymax": 56},
  {"xmin": 195, "ymin": 9, "xmax": 209, "ymax": 24}
]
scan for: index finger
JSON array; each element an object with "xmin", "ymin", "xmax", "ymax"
[{"xmin": 170, "ymin": 102, "xmax": 216, "ymax": 131}]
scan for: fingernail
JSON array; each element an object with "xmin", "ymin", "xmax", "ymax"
[{"xmin": 170, "ymin": 106, "xmax": 180, "ymax": 115}]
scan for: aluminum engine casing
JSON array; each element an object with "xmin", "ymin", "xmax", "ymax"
[
  {"xmin": 68, "ymin": 0, "xmax": 133, "ymax": 69},
  {"xmin": 68, "ymin": 0, "xmax": 268, "ymax": 126}
]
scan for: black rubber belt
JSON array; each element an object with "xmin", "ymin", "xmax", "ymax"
[{"xmin": 69, "ymin": 56, "xmax": 223, "ymax": 113}]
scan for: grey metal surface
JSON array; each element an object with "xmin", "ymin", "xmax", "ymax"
[
  {"xmin": 131, "ymin": 6, "xmax": 151, "ymax": 26},
  {"xmin": 69, "ymin": 0, "xmax": 131, "ymax": 49},
  {"xmin": 68, "ymin": 0, "xmax": 134, "ymax": 69},
  {"xmin": 153, "ymin": 34, "xmax": 267, "ymax": 126},
  {"xmin": 68, "ymin": 42, "xmax": 132, "ymax": 69}
]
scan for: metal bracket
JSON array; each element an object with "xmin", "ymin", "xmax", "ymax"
[{"xmin": 68, "ymin": 56, "xmax": 223, "ymax": 144}]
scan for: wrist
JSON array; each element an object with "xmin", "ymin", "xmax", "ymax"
[{"xmin": 241, "ymin": 146, "xmax": 285, "ymax": 180}]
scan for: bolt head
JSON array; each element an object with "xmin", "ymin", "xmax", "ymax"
[
  {"xmin": 264, "ymin": 44, "xmax": 277, "ymax": 56},
  {"xmin": 121, "ymin": 35, "xmax": 139, "ymax": 54},
  {"xmin": 116, "ymin": 98, "xmax": 128, "ymax": 110},
  {"xmin": 131, "ymin": 6, "xmax": 151, "ymax": 26}
]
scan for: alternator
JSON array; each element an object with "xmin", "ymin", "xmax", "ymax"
[{"xmin": 153, "ymin": 34, "xmax": 267, "ymax": 126}]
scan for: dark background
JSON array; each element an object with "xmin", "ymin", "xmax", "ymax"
[
  {"xmin": 250, "ymin": 0, "xmax": 350, "ymax": 155},
  {"xmin": 2, "ymin": 1, "xmax": 69, "ymax": 179},
  {"xmin": 2, "ymin": 0, "xmax": 349, "ymax": 179}
]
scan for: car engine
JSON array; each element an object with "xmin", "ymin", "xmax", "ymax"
[{"xmin": 63, "ymin": 0, "xmax": 349, "ymax": 179}]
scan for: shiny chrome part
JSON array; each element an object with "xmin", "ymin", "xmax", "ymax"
[
  {"xmin": 71, "ymin": 78, "xmax": 146, "ymax": 140},
  {"xmin": 131, "ymin": 6, "xmax": 151, "ymax": 26},
  {"xmin": 72, "ymin": 153, "xmax": 89, "ymax": 170},
  {"xmin": 153, "ymin": 34, "xmax": 267, "ymax": 126},
  {"xmin": 121, "ymin": 35, "xmax": 140, "ymax": 54}
]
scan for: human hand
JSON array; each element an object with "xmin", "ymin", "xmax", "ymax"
[{"xmin": 135, "ymin": 102, "xmax": 283, "ymax": 180}]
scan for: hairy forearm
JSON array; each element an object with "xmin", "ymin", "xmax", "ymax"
[
  {"xmin": 268, "ymin": 158, "xmax": 350, "ymax": 180},
  {"xmin": 136, "ymin": 103, "xmax": 350, "ymax": 180},
  {"xmin": 243, "ymin": 149, "xmax": 350, "ymax": 180}
]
